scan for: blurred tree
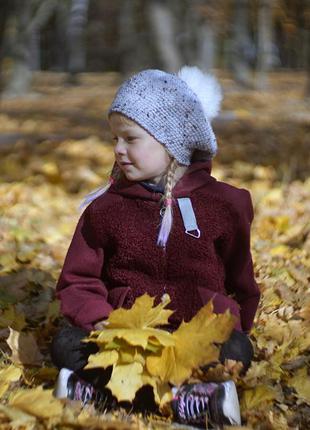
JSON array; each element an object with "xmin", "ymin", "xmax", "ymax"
[
  {"xmin": 231, "ymin": 0, "xmax": 254, "ymax": 87},
  {"xmin": 0, "ymin": 0, "xmax": 11, "ymax": 90},
  {"xmin": 117, "ymin": 0, "xmax": 155, "ymax": 75},
  {"xmin": 196, "ymin": 2, "xmax": 217, "ymax": 71},
  {"xmin": 256, "ymin": 0, "xmax": 276, "ymax": 89},
  {"xmin": 1, "ymin": 0, "xmax": 58, "ymax": 98},
  {"xmin": 118, "ymin": 0, "xmax": 136, "ymax": 73},
  {"xmin": 0, "ymin": 0, "xmax": 308, "ymax": 93},
  {"xmin": 182, "ymin": 0, "xmax": 217, "ymax": 71},
  {"xmin": 146, "ymin": 0, "xmax": 182, "ymax": 72},
  {"xmin": 66, "ymin": 0, "xmax": 89, "ymax": 83}
]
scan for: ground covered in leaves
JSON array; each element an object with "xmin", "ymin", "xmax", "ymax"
[{"xmin": 0, "ymin": 71, "xmax": 309, "ymax": 429}]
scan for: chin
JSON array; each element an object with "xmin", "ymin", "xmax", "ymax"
[{"xmin": 124, "ymin": 173, "xmax": 143, "ymax": 182}]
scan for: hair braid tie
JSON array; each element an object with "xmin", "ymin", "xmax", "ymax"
[{"xmin": 157, "ymin": 159, "xmax": 178, "ymax": 247}]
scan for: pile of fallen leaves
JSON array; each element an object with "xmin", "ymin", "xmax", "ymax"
[{"xmin": 0, "ymin": 71, "xmax": 309, "ymax": 429}]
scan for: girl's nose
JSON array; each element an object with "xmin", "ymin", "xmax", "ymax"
[{"xmin": 114, "ymin": 139, "xmax": 126, "ymax": 156}]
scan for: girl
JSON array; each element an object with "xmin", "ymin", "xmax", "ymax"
[{"xmin": 52, "ymin": 67, "xmax": 260, "ymax": 428}]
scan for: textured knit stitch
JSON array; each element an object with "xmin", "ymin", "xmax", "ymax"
[{"xmin": 108, "ymin": 69, "xmax": 217, "ymax": 165}]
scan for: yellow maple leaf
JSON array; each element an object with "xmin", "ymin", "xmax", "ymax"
[
  {"xmin": 106, "ymin": 293, "xmax": 173, "ymax": 329},
  {"xmin": 240, "ymin": 385, "xmax": 278, "ymax": 411},
  {"xmin": 6, "ymin": 328, "xmax": 43, "ymax": 366},
  {"xmin": 0, "ymin": 307, "xmax": 26, "ymax": 331},
  {"xmin": 141, "ymin": 373, "xmax": 173, "ymax": 409},
  {"xmin": 243, "ymin": 361, "xmax": 270, "ymax": 386},
  {"xmin": 0, "ymin": 404, "xmax": 37, "ymax": 428},
  {"xmin": 85, "ymin": 349, "xmax": 119, "ymax": 369},
  {"xmin": 118, "ymin": 346, "xmax": 145, "ymax": 366},
  {"xmin": 91, "ymin": 327, "xmax": 174, "ymax": 350},
  {"xmin": 287, "ymin": 367, "xmax": 310, "ymax": 404},
  {"xmin": 106, "ymin": 362, "xmax": 144, "ymax": 402},
  {"xmin": 146, "ymin": 301, "xmax": 236, "ymax": 385},
  {"xmin": 0, "ymin": 365, "xmax": 22, "ymax": 398},
  {"xmin": 9, "ymin": 387, "xmax": 63, "ymax": 418}
]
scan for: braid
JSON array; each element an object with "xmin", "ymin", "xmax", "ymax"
[
  {"xmin": 163, "ymin": 158, "xmax": 179, "ymax": 203},
  {"xmin": 157, "ymin": 159, "xmax": 179, "ymax": 247}
]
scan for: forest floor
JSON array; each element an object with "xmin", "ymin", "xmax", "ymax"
[{"xmin": 0, "ymin": 71, "xmax": 309, "ymax": 430}]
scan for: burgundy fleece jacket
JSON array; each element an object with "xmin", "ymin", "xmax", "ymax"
[{"xmin": 56, "ymin": 161, "xmax": 260, "ymax": 333}]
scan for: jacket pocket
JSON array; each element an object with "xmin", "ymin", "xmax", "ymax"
[
  {"xmin": 108, "ymin": 286, "xmax": 131, "ymax": 309},
  {"xmin": 198, "ymin": 287, "xmax": 241, "ymax": 330}
]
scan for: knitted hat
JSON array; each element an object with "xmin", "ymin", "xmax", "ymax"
[{"xmin": 108, "ymin": 66, "xmax": 222, "ymax": 166}]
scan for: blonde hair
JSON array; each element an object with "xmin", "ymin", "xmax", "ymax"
[
  {"xmin": 157, "ymin": 159, "xmax": 179, "ymax": 247},
  {"xmin": 80, "ymin": 157, "xmax": 184, "ymax": 247}
]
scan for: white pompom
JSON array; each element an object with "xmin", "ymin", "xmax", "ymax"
[{"xmin": 177, "ymin": 65, "xmax": 223, "ymax": 121}]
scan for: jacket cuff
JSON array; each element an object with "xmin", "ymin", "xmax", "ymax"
[
  {"xmin": 66, "ymin": 300, "xmax": 114, "ymax": 331},
  {"xmin": 239, "ymin": 293, "xmax": 261, "ymax": 333}
]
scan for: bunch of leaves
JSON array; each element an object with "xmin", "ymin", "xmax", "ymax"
[{"xmin": 85, "ymin": 294, "xmax": 236, "ymax": 407}]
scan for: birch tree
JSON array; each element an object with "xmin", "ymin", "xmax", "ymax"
[{"xmin": 256, "ymin": 0, "xmax": 275, "ymax": 89}]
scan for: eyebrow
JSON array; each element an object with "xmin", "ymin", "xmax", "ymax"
[{"xmin": 111, "ymin": 125, "xmax": 140, "ymax": 135}]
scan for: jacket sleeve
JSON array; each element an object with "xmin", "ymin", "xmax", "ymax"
[
  {"xmin": 56, "ymin": 207, "xmax": 113, "ymax": 330},
  {"xmin": 221, "ymin": 190, "xmax": 261, "ymax": 333}
]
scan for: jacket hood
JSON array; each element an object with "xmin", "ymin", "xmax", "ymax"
[{"xmin": 108, "ymin": 160, "xmax": 216, "ymax": 201}]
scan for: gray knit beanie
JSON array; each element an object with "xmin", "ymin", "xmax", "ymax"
[{"xmin": 108, "ymin": 66, "xmax": 222, "ymax": 166}]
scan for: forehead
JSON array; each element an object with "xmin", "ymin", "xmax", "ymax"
[{"xmin": 109, "ymin": 113, "xmax": 142, "ymax": 133}]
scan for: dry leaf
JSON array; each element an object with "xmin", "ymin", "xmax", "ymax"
[
  {"xmin": 0, "ymin": 404, "xmax": 37, "ymax": 428},
  {"xmin": 287, "ymin": 367, "xmax": 310, "ymax": 404},
  {"xmin": 106, "ymin": 293, "xmax": 173, "ymax": 329},
  {"xmin": 106, "ymin": 362, "xmax": 144, "ymax": 402},
  {"xmin": 85, "ymin": 349, "xmax": 119, "ymax": 369},
  {"xmin": 0, "ymin": 365, "xmax": 22, "ymax": 398},
  {"xmin": 90, "ymin": 327, "xmax": 174, "ymax": 350},
  {"xmin": 241, "ymin": 385, "xmax": 278, "ymax": 411},
  {"xmin": 0, "ymin": 307, "xmax": 26, "ymax": 331},
  {"xmin": 6, "ymin": 328, "xmax": 43, "ymax": 366},
  {"xmin": 9, "ymin": 387, "xmax": 63, "ymax": 418},
  {"xmin": 147, "ymin": 302, "xmax": 236, "ymax": 385}
]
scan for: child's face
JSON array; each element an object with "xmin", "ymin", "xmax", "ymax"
[{"xmin": 109, "ymin": 113, "xmax": 171, "ymax": 184}]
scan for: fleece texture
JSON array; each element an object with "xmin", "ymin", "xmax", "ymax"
[{"xmin": 56, "ymin": 161, "xmax": 260, "ymax": 333}]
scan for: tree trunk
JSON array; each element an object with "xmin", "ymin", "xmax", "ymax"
[
  {"xmin": 0, "ymin": 0, "xmax": 12, "ymax": 90},
  {"xmin": 2, "ymin": 0, "xmax": 58, "ymax": 98},
  {"xmin": 231, "ymin": 0, "xmax": 253, "ymax": 88},
  {"xmin": 197, "ymin": 18, "xmax": 216, "ymax": 70},
  {"xmin": 54, "ymin": 1, "xmax": 70, "ymax": 71},
  {"xmin": 67, "ymin": 0, "xmax": 90, "ymax": 82},
  {"xmin": 2, "ymin": 0, "xmax": 33, "ymax": 98},
  {"xmin": 306, "ymin": 28, "xmax": 310, "ymax": 97},
  {"xmin": 256, "ymin": 0, "xmax": 275, "ymax": 90},
  {"xmin": 29, "ymin": 30, "xmax": 41, "ymax": 70},
  {"xmin": 146, "ymin": 0, "xmax": 182, "ymax": 72},
  {"xmin": 118, "ymin": 0, "xmax": 138, "ymax": 74},
  {"xmin": 186, "ymin": 0, "xmax": 217, "ymax": 71}
]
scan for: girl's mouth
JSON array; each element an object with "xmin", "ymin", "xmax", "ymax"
[{"xmin": 119, "ymin": 161, "xmax": 133, "ymax": 166}]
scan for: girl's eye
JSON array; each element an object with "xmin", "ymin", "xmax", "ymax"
[{"xmin": 111, "ymin": 136, "xmax": 137, "ymax": 143}]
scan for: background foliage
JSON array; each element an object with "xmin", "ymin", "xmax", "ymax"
[
  {"xmin": 0, "ymin": 0, "xmax": 309, "ymax": 428},
  {"xmin": 0, "ymin": 71, "xmax": 309, "ymax": 429}
]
